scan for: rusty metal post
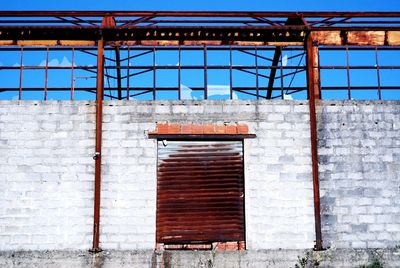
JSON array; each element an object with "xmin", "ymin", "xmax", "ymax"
[
  {"xmin": 375, "ymin": 47, "xmax": 382, "ymax": 100},
  {"xmin": 204, "ymin": 45, "xmax": 208, "ymax": 99},
  {"xmin": 255, "ymin": 46, "xmax": 259, "ymax": 100},
  {"xmin": 178, "ymin": 46, "xmax": 181, "ymax": 100},
  {"xmin": 153, "ymin": 47, "xmax": 156, "ymax": 100},
  {"xmin": 44, "ymin": 47, "xmax": 49, "ymax": 101},
  {"xmin": 345, "ymin": 46, "xmax": 351, "ymax": 100},
  {"xmin": 91, "ymin": 38, "xmax": 104, "ymax": 253},
  {"xmin": 127, "ymin": 46, "xmax": 130, "ymax": 100},
  {"xmin": 115, "ymin": 46, "xmax": 122, "ymax": 100},
  {"xmin": 229, "ymin": 46, "xmax": 233, "ymax": 100},
  {"xmin": 306, "ymin": 34, "xmax": 323, "ymax": 251},
  {"xmin": 18, "ymin": 47, "xmax": 23, "ymax": 100},
  {"xmin": 70, "ymin": 48, "xmax": 75, "ymax": 101}
]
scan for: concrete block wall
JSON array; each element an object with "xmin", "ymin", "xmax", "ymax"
[
  {"xmin": 1, "ymin": 100, "xmax": 399, "ymax": 252},
  {"xmin": 99, "ymin": 100, "xmax": 315, "ymax": 250},
  {"xmin": 318, "ymin": 101, "xmax": 400, "ymax": 249},
  {"xmin": 100, "ymin": 104, "xmax": 157, "ymax": 250},
  {"xmin": 0, "ymin": 101, "xmax": 95, "ymax": 250}
]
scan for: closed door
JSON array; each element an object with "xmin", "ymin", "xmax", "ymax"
[{"xmin": 156, "ymin": 140, "xmax": 245, "ymax": 244}]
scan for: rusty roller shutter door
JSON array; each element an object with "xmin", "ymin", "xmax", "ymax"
[{"xmin": 156, "ymin": 140, "xmax": 245, "ymax": 244}]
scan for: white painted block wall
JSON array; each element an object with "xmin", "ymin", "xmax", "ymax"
[{"xmin": 1, "ymin": 100, "xmax": 399, "ymax": 251}]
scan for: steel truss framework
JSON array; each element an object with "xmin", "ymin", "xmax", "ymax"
[
  {"xmin": 1, "ymin": 11, "xmax": 400, "ymax": 101},
  {"xmin": 1, "ymin": 11, "xmax": 399, "ymax": 252}
]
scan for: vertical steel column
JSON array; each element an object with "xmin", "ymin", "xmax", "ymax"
[
  {"xmin": 44, "ymin": 47, "xmax": 49, "ymax": 101},
  {"xmin": 255, "ymin": 46, "xmax": 259, "ymax": 100},
  {"xmin": 115, "ymin": 47, "xmax": 122, "ymax": 100},
  {"xmin": 18, "ymin": 47, "xmax": 23, "ymax": 100},
  {"xmin": 345, "ymin": 46, "xmax": 351, "ymax": 100},
  {"xmin": 153, "ymin": 47, "xmax": 156, "ymax": 100},
  {"xmin": 306, "ymin": 34, "xmax": 323, "ymax": 251},
  {"xmin": 204, "ymin": 45, "xmax": 208, "ymax": 99},
  {"xmin": 127, "ymin": 46, "xmax": 130, "ymax": 100},
  {"xmin": 70, "ymin": 48, "xmax": 75, "ymax": 101},
  {"xmin": 229, "ymin": 46, "xmax": 233, "ymax": 100},
  {"xmin": 178, "ymin": 46, "xmax": 181, "ymax": 100},
  {"xmin": 91, "ymin": 38, "xmax": 104, "ymax": 253},
  {"xmin": 375, "ymin": 47, "xmax": 382, "ymax": 100},
  {"xmin": 280, "ymin": 51, "xmax": 284, "ymax": 99}
]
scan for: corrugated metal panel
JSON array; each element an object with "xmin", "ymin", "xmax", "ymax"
[{"xmin": 156, "ymin": 140, "xmax": 245, "ymax": 244}]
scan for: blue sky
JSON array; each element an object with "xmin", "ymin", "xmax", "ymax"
[{"xmin": 1, "ymin": 0, "xmax": 400, "ymax": 12}]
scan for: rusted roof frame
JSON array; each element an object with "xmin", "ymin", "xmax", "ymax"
[
  {"xmin": 267, "ymin": 17, "xmax": 307, "ymax": 99},
  {"xmin": 1, "ymin": 11, "xmax": 400, "ymax": 17}
]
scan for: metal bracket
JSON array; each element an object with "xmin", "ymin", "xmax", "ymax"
[{"xmin": 92, "ymin": 152, "xmax": 100, "ymax": 160}]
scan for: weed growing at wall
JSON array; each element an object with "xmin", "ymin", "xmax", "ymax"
[{"xmin": 294, "ymin": 251, "xmax": 310, "ymax": 268}]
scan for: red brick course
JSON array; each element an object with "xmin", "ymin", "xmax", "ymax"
[{"xmin": 150, "ymin": 123, "xmax": 249, "ymax": 135}]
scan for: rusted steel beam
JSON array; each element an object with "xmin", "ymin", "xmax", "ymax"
[
  {"xmin": 266, "ymin": 46, "xmax": 282, "ymax": 99},
  {"xmin": 1, "ymin": 28, "xmax": 399, "ymax": 47},
  {"xmin": 311, "ymin": 30, "xmax": 400, "ymax": 46},
  {"xmin": 0, "ymin": 40, "xmax": 96, "ymax": 46},
  {"xmin": 306, "ymin": 34, "xmax": 323, "ymax": 251},
  {"xmin": 114, "ymin": 46, "xmax": 122, "ymax": 100},
  {"xmin": 91, "ymin": 38, "xmax": 104, "ymax": 253}
]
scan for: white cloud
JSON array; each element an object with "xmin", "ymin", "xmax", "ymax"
[
  {"xmin": 39, "ymin": 58, "xmax": 59, "ymax": 66},
  {"xmin": 282, "ymin": 54, "xmax": 288, "ymax": 67},
  {"xmin": 38, "ymin": 56, "xmax": 74, "ymax": 67},
  {"xmin": 180, "ymin": 84, "xmax": 239, "ymax": 100},
  {"xmin": 181, "ymin": 84, "xmax": 197, "ymax": 100},
  {"xmin": 283, "ymin": 94, "xmax": 293, "ymax": 100},
  {"xmin": 208, "ymin": 85, "xmax": 238, "ymax": 99},
  {"xmin": 60, "ymin": 56, "xmax": 73, "ymax": 66}
]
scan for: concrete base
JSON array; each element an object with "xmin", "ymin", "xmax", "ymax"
[{"xmin": 1, "ymin": 249, "xmax": 400, "ymax": 268}]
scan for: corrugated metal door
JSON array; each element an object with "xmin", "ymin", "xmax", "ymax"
[{"xmin": 156, "ymin": 140, "xmax": 245, "ymax": 244}]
